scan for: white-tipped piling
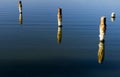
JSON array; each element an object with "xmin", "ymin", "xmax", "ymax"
[
  {"xmin": 57, "ymin": 8, "xmax": 62, "ymax": 27},
  {"xmin": 99, "ymin": 16, "xmax": 106, "ymax": 42},
  {"xmin": 57, "ymin": 27, "xmax": 62, "ymax": 44},
  {"xmin": 98, "ymin": 41, "xmax": 104, "ymax": 64},
  {"xmin": 111, "ymin": 12, "xmax": 115, "ymax": 18},
  {"xmin": 18, "ymin": 0, "xmax": 22, "ymax": 14}
]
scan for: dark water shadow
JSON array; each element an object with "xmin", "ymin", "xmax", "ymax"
[{"xmin": 0, "ymin": 59, "xmax": 119, "ymax": 77}]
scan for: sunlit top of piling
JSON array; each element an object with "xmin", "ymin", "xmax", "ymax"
[
  {"xmin": 58, "ymin": 8, "xmax": 62, "ymax": 15},
  {"xmin": 111, "ymin": 12, "xmax": 115, "ymax": 18},
  {"xmin": 100, "ymin": 16, "xmax": 106, "ymax": 25}
]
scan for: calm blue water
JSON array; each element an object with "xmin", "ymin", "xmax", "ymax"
[{"xmin": 0, "ymin": 0, "xmax": 120, "ymax": 77}]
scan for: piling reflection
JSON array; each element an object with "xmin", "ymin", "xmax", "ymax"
[
  {"xmin": 98, "ymin": 40, "xmax": 105, "ymax": 64},
  {"xmin": 57, "ymin": 27, "xmax": 62, "ymax": 44},
  {"xmin": 57, "ymin": 8, "xmax": 62, "ymax": 27},
  {"xmin": 19, "ymin": 14, "xmax": 23, "ymax": 24},
  {"xmin": 111, "ymin": 17, "xmax": 115, "ymax": 22}
]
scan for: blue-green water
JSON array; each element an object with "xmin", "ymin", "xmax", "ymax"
[{"xmin": 0, "ymin": 0, "xmax": 120, "ymax": 77}]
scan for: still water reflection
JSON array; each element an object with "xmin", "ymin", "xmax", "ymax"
[
  {"xmin": 19, "ymin": 13, "xmax": 23, "ymax": 24},
  {"xmin": 111, "ymin": 17, "xmax": 115, "ymax": 22},
  {"xmin": 98, "ymin": 41, "xmax": 105, "ymax": 64},
  {"xmin": 57, "ymin": 26, "xmax": 62, "ymax": 44}
]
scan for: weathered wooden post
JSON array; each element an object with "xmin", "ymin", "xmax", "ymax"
[
  {"xmin": 57, "ymin": 8, "xmax": 62, "ymax": 27},
  {"xmin": 111, "ymin": 12, "xmax": 115, "ymax": 18},
  {"xmin": 18, "ymin": 0, "xmax": 22, "ymax": 14},
  {"xmin": 57, "ymin": 27, "xmax": 62, "ymax": 44},
  {"xmin": 99, "ymin": 16, "xmax": 106, "ymax": 42},
  {"xmin": 111, "ymin": 12, "xmax": 115, "ymax": 22},
  {"xmin": 98, "ymin": 41, "xmax": 105, "ymax": 64},
  {"xmin": 18, "ymin": 0, "xmax": 23, "ymax": 24}
]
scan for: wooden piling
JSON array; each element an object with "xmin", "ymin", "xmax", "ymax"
[
  {"xmin": 57, "ymin": 8, "xmax": 62, "ymax": 27},
  {"xmin": 18, "ymin": 0, "xmax": 22, "ymax": 14},
  {"xmin": 99, "ymin": 16, "xmax": 106, "ymax": 42},
  {"xmin": 111, "ymin": 12, "xmax": 115, "ymax": 18}
]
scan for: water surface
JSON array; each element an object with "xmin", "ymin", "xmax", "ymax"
[{"xmin": 0, "ymin": 0, "xmax": 120, "ymax": 77}]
